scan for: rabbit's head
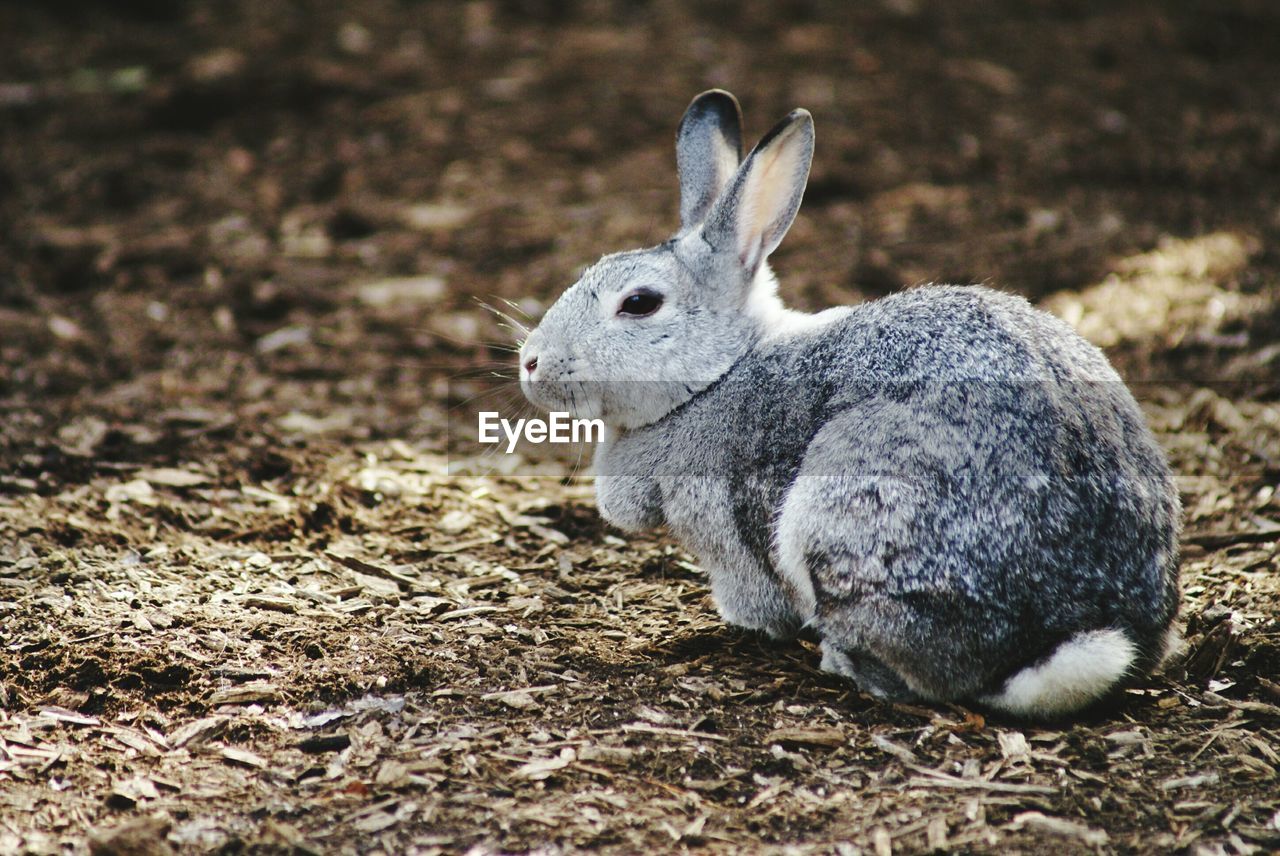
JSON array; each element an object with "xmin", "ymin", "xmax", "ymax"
[{"xmin": 520, "ymin": 90, "xmax": 814, "ymax": 429}]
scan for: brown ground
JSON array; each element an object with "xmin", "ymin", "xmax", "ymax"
[{"xmin": 3, "ymin": 2, "xmax": 1280, "ymax": 854}]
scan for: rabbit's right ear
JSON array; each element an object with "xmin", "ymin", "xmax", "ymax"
[
  {"xmin": 701, "ymin": 108, "xmax": 814, "ymax": 277},
  {"xmin": 676, "ymin": 89, "xmax": 743, "ymax": 232}
]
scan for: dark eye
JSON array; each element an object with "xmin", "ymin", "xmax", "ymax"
[{"xmin": 617, "ymin": 290, "xmax": 663, "ymax": 317}]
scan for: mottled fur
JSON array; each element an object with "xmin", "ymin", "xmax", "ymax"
[{"xmin": 520, "ymin": 90, "xmax": 1181, "ymax": 718}]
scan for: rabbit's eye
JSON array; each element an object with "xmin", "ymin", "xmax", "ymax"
[{"xmin": 618, "ymin": 290, "xmax": 663, "ymax": 317}]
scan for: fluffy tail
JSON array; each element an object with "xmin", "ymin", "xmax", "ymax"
[{"xmin": 981, "ymin": 628, "xmax": 1137, "ymax": 718}]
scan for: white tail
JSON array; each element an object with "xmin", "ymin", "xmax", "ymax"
[{"xmin": 982, "ymin": 628, "xmax": 1136, "ymax": 718}]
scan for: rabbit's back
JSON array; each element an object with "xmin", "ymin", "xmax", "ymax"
[{"xmin": 642, "ymin": 285, "xmax": 1180, "ymax": 694}]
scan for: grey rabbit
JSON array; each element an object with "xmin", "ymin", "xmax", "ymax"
[{"xmin": 519, "ymin": 89, "xmax": 1181, "ymax": 718}]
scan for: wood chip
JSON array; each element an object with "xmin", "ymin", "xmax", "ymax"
[
  {"xmin": 765, "ymin": 726, "xmax": 846, "ymax": 748},
  {"xmin": 242, "ymin": 595, "xmax": 297, "ymax": 613},
  {"xmin": 512, "ymin": 748, "xmax": 575, "ymax": 781},
  {"xmin": 325, "ymin": 551, "xmax": 428, "ymax": 592},
  {"xmin": 220, "ymin": 746, "xmax": 268, "ymax": 768},
  {"xmin": 871, "ymin": 827, "xmax": 892, "ymax": 856},
  {"xmin": 209, "ymin": 683, "xmax": 280, "ymax": 705},
  {"xmin": 435, "ymin": 605, "xmax": 507, "ymax": 621},
  {"xmin": 926, "ymin": 816, "xmax": 949, "ymax": 850},
  {"xmin": 577, "ymin": 745, "xmax": 637, "ymax": 766},
  {"xmin": 135, "ymin": 467, "xmax": 211, "ymax": 487},
  {"xmin": 481, "ymin": 685, "xmax": 557, "ymax": 710},
  {"xmin": 353, "ymin": 810, "xmax": 400, "ymax": 833},
  {"xmin": 168, "ymin": 717, "xmax": 228, "ymax": 749},
  {"xmin": 1161, "ymin": 772, "xmax": 1221, "ymax": 791},
  {"xmin": 905, "ymin": 763, "xmax": 1056, "ymax": 794},
  {"xmin": 39, "ymin": 707, "xmax": 101, "ymax": 727},
  {"xmin": 746, "ymin": 783, "xmax": 787, "ymax": 810},
  {"xmin": 1202, "ymin": 692, "xmax": 1280, "ymax": 717},
  {"xmin": 620, "ymin": 723, "xmax": 730, "ymax": 742},
  {"xmin": 424, "ymin": 536, "xmax": 502, "ymax": 554},
  {"xmin": 105, "ymin": 725, "xmax": 166, "ymax": 756},
  {"xmin": 1186, "ymin": 528, "xmax": 1280, "ymax": 549},
  {"xmin": 997, "ymin": 731, "xmax": 1031, "ymax": 761},
  {"xmin": 1007, "ymin": 811, "xmax": 1108, "ymax": 846},
  {"xmin": 871, "ymin": 734, "xmax": 920, "ymax": 763}
]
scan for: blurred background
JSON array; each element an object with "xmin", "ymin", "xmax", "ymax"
[{"xmin": 1, "ymin": 0, "xmax": 1278, "ymax": 462}]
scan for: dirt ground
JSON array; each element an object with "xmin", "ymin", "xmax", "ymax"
[{"xmin": 3, "ymin": 1, "xmax": 1280, "ymax": 853}]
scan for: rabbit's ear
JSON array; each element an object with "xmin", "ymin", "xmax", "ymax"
[
  {"xmin": 676, "ymin": 90, "xmax": 743, "ymax": 232},
  {"xmin": 703, "ymin": 109, "xmax": 814, "ymax": 275}
]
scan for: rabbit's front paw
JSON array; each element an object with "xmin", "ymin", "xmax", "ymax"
[{"xmin": 709, "ymin": 567, "xmax": 803, "ymax": 639}]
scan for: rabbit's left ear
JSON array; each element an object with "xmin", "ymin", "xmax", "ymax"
[
  {"xmin": 703, "ymin": 109, "xmax": 814, "ymax": 275},
  {"xmin": 676, "ymin": 90, "xmax": 743, "ymax": 232}
]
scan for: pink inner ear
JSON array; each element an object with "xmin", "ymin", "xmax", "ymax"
[
  {"xmin": 712, "ymin": 136, "xmax": 739, "ymax": 199},
  {"xmin": 736, "ymin": 135, "xmax": 807, "ymax": 270}
]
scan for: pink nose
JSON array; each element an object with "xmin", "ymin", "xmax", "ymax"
[{"xmin": 523, "ymin": 355, "xmax": 538, "ymax": 375}]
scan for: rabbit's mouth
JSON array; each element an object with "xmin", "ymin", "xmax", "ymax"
[
  {"xmin": 523, "ymin": 375, "xmax": 714, "ymax": 431},
  {"xmin": 521, "ymin": 377, "xmax": 604, "ymax": 421}
]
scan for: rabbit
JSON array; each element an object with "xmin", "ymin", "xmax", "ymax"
[{"xmin": 518, "ymin": 89, "xmax": 1182, "ymax": 719}]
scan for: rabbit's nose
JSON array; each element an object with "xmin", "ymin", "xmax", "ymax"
[{"xmin": 523, "ymin": 355, "xmax": 539, "ymax": 375}]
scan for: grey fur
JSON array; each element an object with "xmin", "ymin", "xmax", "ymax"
[{"xmin": 520, "ymin": 91, "xmax": 1181, "ymax": 718}]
